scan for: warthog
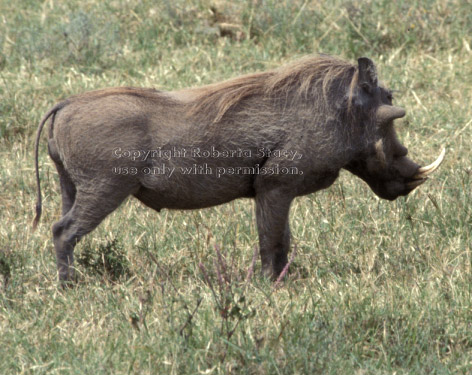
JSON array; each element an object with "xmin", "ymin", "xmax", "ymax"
[{"xmin": 33, "ymin": 55, "xmax": 444, "ymax": 282}]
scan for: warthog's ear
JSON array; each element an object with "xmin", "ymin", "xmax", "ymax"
[{"xmin": 358, "ymin": 57, "xmax": 378, "ymax": 94}]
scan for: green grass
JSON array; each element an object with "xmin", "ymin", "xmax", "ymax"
[{"xmin": 1, "ymin": 0, "xmax": 471, "ymax": 373}]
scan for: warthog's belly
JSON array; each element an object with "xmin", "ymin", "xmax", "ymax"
[{"xmin": 135, "ymin": 169, "xmax": 256, "ymax": 210}]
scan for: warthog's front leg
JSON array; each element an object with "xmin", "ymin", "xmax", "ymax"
[{"xmin": 255, "ymin": 190, "xmax": 293, "ymax": 279}]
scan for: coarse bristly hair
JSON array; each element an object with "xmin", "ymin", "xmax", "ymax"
[{"xmin": 187, "ymin": 55, "xmax": 359, "ymax": 123}]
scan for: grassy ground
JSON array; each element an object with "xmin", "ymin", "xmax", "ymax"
[{"xmin": 0, "ymin": 0, "xmax": 471, "ymax": 373}]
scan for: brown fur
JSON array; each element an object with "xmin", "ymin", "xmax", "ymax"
[
  {"xmin": 187, "ymin": 55, "xmax": 358, "ymax": 122},
  {"xmin": 33, "ymin": 55, "xmax": 427, "ymax": 283}
]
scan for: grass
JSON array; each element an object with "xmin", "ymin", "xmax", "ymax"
[{"xmin": 0, "ymin": 0, "xmax": 471, "ymax": 373}]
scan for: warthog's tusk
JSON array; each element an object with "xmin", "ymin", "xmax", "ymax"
[
  {"xmin": 407, "ymin": 178, "xmax": 428, "ymax": 190},
  {"xmin": 413, "ymin": 148, "xmax": 446, "ymax": 179}
]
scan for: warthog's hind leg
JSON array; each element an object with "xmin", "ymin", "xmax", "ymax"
[
  {"xmin": 255, "ymin": 190, "xmax": 293, "ymax": 279},
  {"xmin": 55, "ymin": 163, "xmax": 77, "ymax": 216},
  {"xmin": 52, "ymin": 187, "xmax": 131, "ymax": 283},
  {"xmin": 48, "ymin": 139, "xmax": 76, "ymax": 216}
]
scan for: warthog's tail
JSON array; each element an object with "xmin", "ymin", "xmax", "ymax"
[{"xmin": 33, "ymin": 101, "xmax": 68, "ymax": 231}]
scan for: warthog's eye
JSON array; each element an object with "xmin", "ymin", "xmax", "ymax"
[{"xmin": 385, "ymin": 90, "xmax": 394, "ymax": 103}]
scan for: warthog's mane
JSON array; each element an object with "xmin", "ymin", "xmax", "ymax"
[
  {"xmin": 62, "ymin": 56, "xmax": 359, "ymax": 125},
  {"xmin": 187, "ymin": 55, "xmax": 359, "ymax": 123}
]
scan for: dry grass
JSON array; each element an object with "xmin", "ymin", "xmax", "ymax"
[{"xmin": 1, "ymin": 0, "xmax": 471, "ymax": 374}]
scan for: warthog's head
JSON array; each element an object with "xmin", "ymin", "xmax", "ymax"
[{"xmin": 345, "ymin": 57, "xmax": 444, "ymax": 200}]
